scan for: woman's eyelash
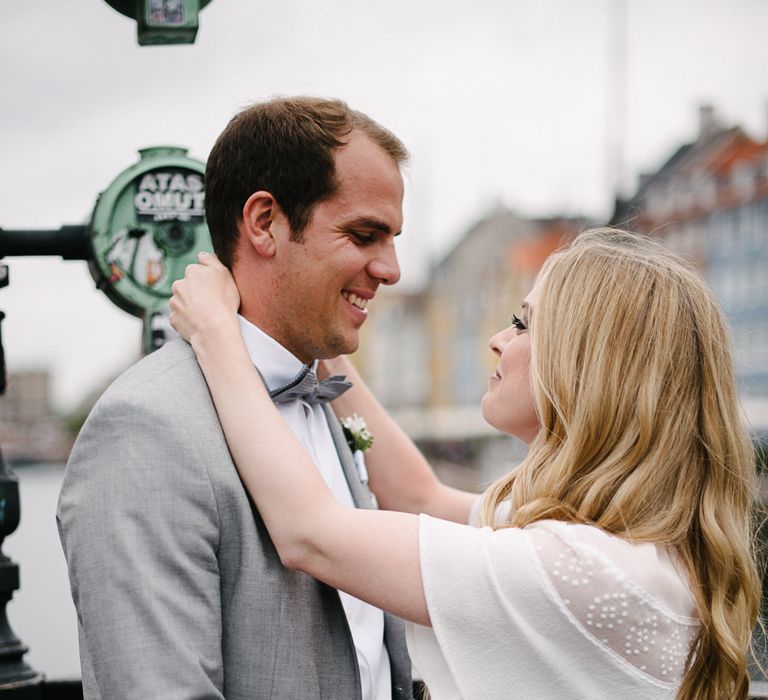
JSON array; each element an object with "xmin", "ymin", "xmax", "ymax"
[{"xmin": 511, "ymin": 313, "xmax": 527, "ymax": 331}]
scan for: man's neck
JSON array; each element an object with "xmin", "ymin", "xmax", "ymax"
[{"xmin": 237, "ymin": 315, "xmax": 314, "ymax": 391}]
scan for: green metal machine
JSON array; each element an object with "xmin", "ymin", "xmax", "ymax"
[
  {"xmin": 0, "ymin": 146, "xmax": 212, "ymax": 354},
  {"xmin": 89, "ymin": 146, "xmax": 211, "ymax": 351}
]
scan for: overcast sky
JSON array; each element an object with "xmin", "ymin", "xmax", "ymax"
[{"xmin": 2, "ymin": 0, "xmax": 767, "ymax": 411}]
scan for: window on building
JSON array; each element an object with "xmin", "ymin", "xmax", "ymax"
[{"xmin": 732, "ymin": 164, "xmax": 755, "ymax": 199}]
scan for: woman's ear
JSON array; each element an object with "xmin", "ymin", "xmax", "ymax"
[{"xmin": 241, "ymin": 191, "xmax": 278, "ymax": 257}]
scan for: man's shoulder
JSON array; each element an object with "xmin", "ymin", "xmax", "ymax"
[
  {"xmin": 68, "ymin": 339, "xmax": 220, "ymax": 468},
  {"xmin": 94, "ymin": 338, "xmax": 207, "ymax": 414},
  {"xmin": 112, "ymin": 338, "xmax": 198, "ymax": 388}
]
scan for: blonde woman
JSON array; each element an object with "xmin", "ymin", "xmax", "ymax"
[{"xmin": 169, "ymin": 228, "xmax": 760, "ymax": 699}]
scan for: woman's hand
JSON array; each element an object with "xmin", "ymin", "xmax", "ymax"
[{"xmin": 169, "ymin": 252, "xmax": 241, "ymax": 346}]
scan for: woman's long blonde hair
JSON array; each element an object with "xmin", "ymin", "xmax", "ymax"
[{"xmin": 482, "ymin": 228, "xmax": 761, "ymax": 700}]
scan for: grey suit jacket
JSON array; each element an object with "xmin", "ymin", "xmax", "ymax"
[{"xmin": 57, "ymin": 339, "xmax": 412, "ymax": 699}]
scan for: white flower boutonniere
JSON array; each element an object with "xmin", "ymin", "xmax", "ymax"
[
  {"xmin": 341, "ymin": 413, "xmax": 374, "ymax": 490},
  {"xmin": 341, "ymin": 413, "xmax": 374, "ymax": 453}
]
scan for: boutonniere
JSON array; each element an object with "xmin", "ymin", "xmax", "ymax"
[
  {"xmin": 341, "ymin": 413, "xmax": 374, "ymax": 453},
  {"xmin": 341, "ymin": 413, "xmax": 374, "ymax": 495}
]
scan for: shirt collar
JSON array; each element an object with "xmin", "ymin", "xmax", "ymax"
[{"xmin": 238, "ymin": 315, "xmax": 317, "ymax": 393}]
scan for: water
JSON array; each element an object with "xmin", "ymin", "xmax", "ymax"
[
  {"xmin": 7, "ymin": 463, "xmax": 768, "ymax": 690},
  {"xmin": 4, "ymin": 463, "xmax": 80, "ymax": 681}
]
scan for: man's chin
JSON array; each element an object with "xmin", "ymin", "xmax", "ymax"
[
  {"xmin": 334, "ymin": 340, "xmax": 360, "ymax": 358},
  {"xmin": 316, "ymin": 334, "xmax": 359, "ymax": 360},
  {"xmin": 339, "ymin": 326, "xmax": 361, "ymax": 353}
]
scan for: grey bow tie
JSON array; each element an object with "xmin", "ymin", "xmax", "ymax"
[{"xmin": 269, "ymin": 365, "xmax": 352, "ymax": 405}]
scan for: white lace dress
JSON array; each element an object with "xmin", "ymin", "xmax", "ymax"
[{"xmin": 406, "ymin": 516, "xmax": 699, "ymax": 699}]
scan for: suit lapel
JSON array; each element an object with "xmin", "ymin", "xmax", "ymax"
[
  {"xmin": 321, "ymin": 404, "xmax": 375, "ymax": 510},
  {"xmin": 321, "ymin": 406, "xmax": 413, "ymax": 697}
]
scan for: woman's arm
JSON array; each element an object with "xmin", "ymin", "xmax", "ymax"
[
  {"xmin": 320, "ymin": 355, "xmax": 477, "ymax": 522},
  {"xmin": 170, "ymin": 255, "xmax": 430, "ymax": 625}
]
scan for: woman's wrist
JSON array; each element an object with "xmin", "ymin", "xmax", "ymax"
[{"xmin": 189, "ymin": 314, "xmax": 241, "ymax": 358}]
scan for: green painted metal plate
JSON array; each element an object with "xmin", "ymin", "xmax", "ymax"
[{"xmin": 89, "ymin": 146, "xmax": 212, "ymax": 319}]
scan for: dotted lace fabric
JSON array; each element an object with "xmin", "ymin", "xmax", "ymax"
[{"xmin": 530, "ymin": 525, "xmax": 699, "ymax": 685}]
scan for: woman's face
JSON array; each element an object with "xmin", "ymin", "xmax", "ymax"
[{"xmin": 481, "ymin": 283, "xmax": 540, "ymax": 444}]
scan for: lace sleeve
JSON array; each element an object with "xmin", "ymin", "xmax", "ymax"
[{"xmin": 527, "ymin": 523, "xmax": 699, "ymax": 684}]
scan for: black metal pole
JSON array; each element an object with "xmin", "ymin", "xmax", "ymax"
[
  {"xmin": 0, "ymin": 453, "xmax": 44, "ymax": 697},
  {"xmin": 0, "ymin": 227, "xmax": 90, "ymax": 261},
  {"xmin": 0, "ymin": 230, "xmax": 90, "ymax": 695},
  {"xmin": 0, "ymin": 267, "xmax": 44, "ymax": 696}
]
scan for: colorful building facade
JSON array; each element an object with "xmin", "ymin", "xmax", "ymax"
[{"xmin": 613, "ymin": 105, "xmax": 768, "ymax": 431}]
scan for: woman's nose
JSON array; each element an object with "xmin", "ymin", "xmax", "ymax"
[{"xmin": 489, "ymin": 323, "xmax": 518, "ymax": 356}]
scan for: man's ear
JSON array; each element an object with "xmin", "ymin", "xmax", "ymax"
[{"xmin": 241, "ymin": 191, "xmax": 279, "ymax": 258}]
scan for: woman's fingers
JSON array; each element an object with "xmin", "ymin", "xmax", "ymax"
[
  {"xmin": 198, "ymin": 251, "xmax": 227, "ymax": 270},
  {"xmin": 168, "ymin": 253, "xmax": 241, "ymax": 342}
]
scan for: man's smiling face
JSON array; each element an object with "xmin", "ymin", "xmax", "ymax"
[{"xmin": 267, "ymin": 131, "xmax": 404, "ymax": 363}]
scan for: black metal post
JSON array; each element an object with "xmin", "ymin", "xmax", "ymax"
[
  {"xmin": 0, "ymin": 265, "xmax": 44, "ymax": 696},
  {"xmin": 0, "ymin": 452, "xmax": 44, "ymax": 697}
]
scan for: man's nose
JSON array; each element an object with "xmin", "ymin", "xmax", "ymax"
[{"xmin": 367, "ymin": 240, "xmax": 401, "ymax": 286}]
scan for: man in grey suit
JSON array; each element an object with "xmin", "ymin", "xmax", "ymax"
[{"xmin": 57, "ymin": 96, "xmax": 413, "ymax": 699}]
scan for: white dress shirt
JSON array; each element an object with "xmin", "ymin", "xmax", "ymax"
[{"xmin": 239, "ymin": 316, "xmax": 392, "ymax": 700}]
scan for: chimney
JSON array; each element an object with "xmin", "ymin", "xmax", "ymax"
[
  {"xmin": 698, "ymin": 104, "xmax": 718, "ymax": 140},
  {"xmin": 637, "ymin": 173, "xmax": 653, "ymax": 190}
]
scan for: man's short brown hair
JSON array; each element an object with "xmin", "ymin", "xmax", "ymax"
[{"xmin": 204, "ymin": 96, "xmax": 409, "ymax": 267}]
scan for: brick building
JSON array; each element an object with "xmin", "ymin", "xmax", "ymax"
[{"xmin": 0, "ymin": 371, "xmax": 73, "ymax": 464}]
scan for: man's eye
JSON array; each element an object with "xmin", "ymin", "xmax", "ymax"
[
  {"xmin": 350, "ymin": 232, "xmax": 374, "ymax": 244},
  {"xmin": 511, "ymin": 313, "xmax": 527, "ymax": 331}
]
